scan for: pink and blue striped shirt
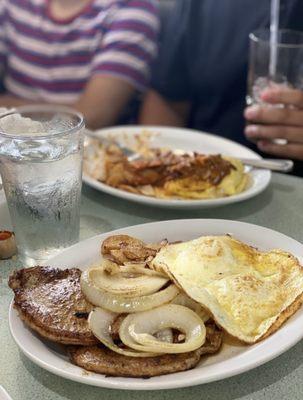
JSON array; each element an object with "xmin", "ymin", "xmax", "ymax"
[{"xmin": 0, "ymin": 0, "xmax": 159, "ymax": 103}]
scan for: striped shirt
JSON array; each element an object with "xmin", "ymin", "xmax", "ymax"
[{"xmin": 0, "ymin": 0, "xmax": 159, "ymax": 104}]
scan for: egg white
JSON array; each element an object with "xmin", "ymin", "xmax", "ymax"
[{"xmin": 151, "ymin": 235, "xmax": 303, "ymax": 343}]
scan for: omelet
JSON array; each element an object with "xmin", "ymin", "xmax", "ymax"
[
  {"xmin": 151, "ymin": 236, "xmax": 303, "ymax": 343},
  {"xmin": 162, "ymin": 157, "xmax": 248, "ymax": 199}
]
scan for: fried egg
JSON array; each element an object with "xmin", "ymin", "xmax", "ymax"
[{"xmin": 151, "ymin": 235, "xmax": 303, "ymax": 343}]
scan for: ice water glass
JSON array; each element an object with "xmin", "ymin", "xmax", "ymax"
[
  {"xmin": 0, "ymin": 106, "xmax": 85, "ymax": 266},
  {"xmin": 247, "ymin": 29, "xmax": 303, "ymax": 106}
]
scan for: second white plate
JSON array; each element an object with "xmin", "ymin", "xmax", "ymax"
[{"xmin": 83, "ymin": 126, "xmax": 271, "ymax": 209}]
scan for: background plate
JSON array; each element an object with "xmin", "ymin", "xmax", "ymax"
[
  {"xmin": 9, "ymin": 219, "xmax": 303, "ymax": 390},
  {"xmin": 83, "ymin": 126, "xmax": 271, "ymax": 209}
]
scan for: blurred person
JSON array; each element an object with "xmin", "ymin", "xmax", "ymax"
[
  {"xmin": 0, "ymin": 0, "xmax": 159, "ymax": 129},
  {"xmin": 139, "ymin": 0, "xmax": 303, "ymax": 169}
]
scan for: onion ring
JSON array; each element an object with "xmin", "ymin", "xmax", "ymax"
[
  {"xmin": 88, "ymin": 260, "xmax": 169, "ymax": 298},
  {"xmin": 88, "ymin": 307, "xmax": 158, "ymax": 357},
  {"xmin": 119, "ymin": 304, "xmax": 206, "ymax": 354},
  {"xmin": 172, "ymin": 293, "xmax": 210, "ymax": 322},
  {"xmin": 81, "ymin": 271, "xmax": 179, "ymax": 313}
]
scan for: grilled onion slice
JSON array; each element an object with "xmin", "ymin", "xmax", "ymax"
[
  {"xmin": 81, "ymin": 270, "xmax": 179, "ymax": 313},
  {"xmin": 90, "ymin": 260, "xmax": 165, "ymax": 278},
  {"xmin": 119, "ymin": 263, "xmax": 167, "ymax": 278},
  {"xmin": 88, "ymin": 260, "xmax": 169, "ymax": 298},
  {"xmin": 88, "ymin": 307, "xmax": 158, "ymax": 357},
  {"xmin": 119, "ymin": 304, "xmax": 206, "ymax": 354},
  {"xmin": 172, "ymin": 293, "xmax": 210, "ymax": 322}
]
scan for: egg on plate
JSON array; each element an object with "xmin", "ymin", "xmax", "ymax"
[{"xmin": 151, "ymin": 235, "xmax": 303, "ymax": 343}]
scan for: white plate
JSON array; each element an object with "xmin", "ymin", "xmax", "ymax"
[
  {"xmin": 0, "ymin": 386, "xmax": 12, "ymax": 400},
  {"xmin": 83, "ymin": 126, "xmax": 271, "ymax": 209},
  {"xmin": 9, "ymin": 219, "xmax": 303, "ymax": 390}
]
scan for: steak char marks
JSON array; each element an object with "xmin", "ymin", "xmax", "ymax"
[{"xmin": 9, "ymin": 266, "xmax": 97, "ymax": 345}]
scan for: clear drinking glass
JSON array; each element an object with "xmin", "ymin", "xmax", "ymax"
[
  {"xmin": 0, "ymin": 105, "xmax": 85, "ymax": 266},
  {"xmin": 247, "ymin": 29, "xmax": 303, "ymax": 106}
]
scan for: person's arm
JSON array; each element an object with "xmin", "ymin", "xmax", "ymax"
[
  {"xmin": 244, "ymin": 86, "xmax": 303, "ymax": 160},
  {"xmin": 74, "ymin": 76, "xmax": 134, "ymax": 129},
  {"xmin": 83, "ymin": 0, "xmax": 159, "ymax": 128},
  {"xmin": 0, "ymin": 77, "xmax": 134, "ymax": 129},
  {"xmin": 138, "ymin": 89, "xmax": 190, "ymax": 127},
  {"xmin": 0, "ymin": 0, "xmax": 159, "ymax": 129},
  {"xmin": 0, "ymin": 95, "xmax": 29, "ymax": 107}
]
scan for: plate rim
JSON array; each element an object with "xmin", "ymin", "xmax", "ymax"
[
  {"xmin": 83, "ymin": 126, "xmax": 272, "ymax": 209},
  {"xmin": 9, "ymin": 219, "xmax": 303, "ymax": 391}
]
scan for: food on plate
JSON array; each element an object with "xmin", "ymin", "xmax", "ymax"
[
  {"xmin": 0, "ymin": 230, "xmax": 17, "ymax": 259},
  {"xmin": 67, "ymin": 322, "xmax": 222, "ymax": 377},
  {"xmin": 151, "ymin": 235, "xmax": 303, "ymax": 343},
  {"xmin": 9, "ymin": 233, "xmax": 303, "ymax": 378},
  {"xmin": 117, "ymin": 304, "xmax": 206, "ymax": 353},
  {"xmin": 81, "ymin": 268, "xmax": 179, "ymax": 313},
  {"xmin": 87, "ymin": 259, "xmax": 169, "ymax": 297},
  {"xmin": 9, "ymin": 267, "xmax": 97, "ymax": 345},
  {"xmin": 101, "ymin": 234, "xmax": 161, "ymax": 264},
  {"xmin": 83, "ymin": 136, "xmax": 248, "ymax": 200},
  {"xmin": 172, "ymin": 292, "xmax": 210, "ymax": 322}
]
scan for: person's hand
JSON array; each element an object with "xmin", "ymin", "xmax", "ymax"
[{"xmin": 244, "ymin": 86, "xmax": 303, "ymax": 160}]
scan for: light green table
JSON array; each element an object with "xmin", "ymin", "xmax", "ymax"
[{"xmin": 1, "ymin": 173, "xmax": 303, "ymax": 400}]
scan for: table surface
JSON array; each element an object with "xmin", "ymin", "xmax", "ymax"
[{"xmin": 1, "ymin": 173, "xmax": 303, "ymax": 400}]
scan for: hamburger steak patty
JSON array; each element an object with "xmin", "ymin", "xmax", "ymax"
[
  {"xmin": 68, "ymin": 323, "xmax": 223, "ymax": 377},
  {"xmin": 9, "ymin": 266, "xmax": 97, "ymax": 345}
]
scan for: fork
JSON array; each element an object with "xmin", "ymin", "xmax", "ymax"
[
  {"xmin": 85, "ymin": 132, "xmax": 294, "ymax": 173},
  {"xmin": 84, "ymin": 132, "xmax": 137, "ymax": 160}
]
